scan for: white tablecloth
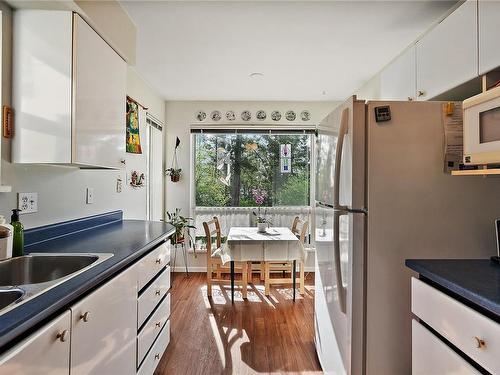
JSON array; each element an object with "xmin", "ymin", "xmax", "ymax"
[{"xmin": 220, "ymin": 227, "xmax": 304, "ymax": 264}]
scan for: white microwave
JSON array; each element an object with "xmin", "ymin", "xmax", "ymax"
[{"xmin": 463, "ymin": 86, "xmax": 500, "ymax": 165}]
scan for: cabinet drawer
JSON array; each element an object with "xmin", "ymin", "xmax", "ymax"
[
  {"xmin": 138, "ymin": 266, "xmax": 171, "ymax": 328},
  {"xmin": 137, "ymin": 320, "xmax": 170, "ymax": 375},
  {"xmin": 412, "ymin": 277, "xmax": 500, "ymax": 374},
  {"xmin": 0, "ymin": 311, "xmax": 71, "ymax": 375},
  {"xmin": 137, "ymin": 243, "xmax": 169, "ymax": 291},
  {"xmin": 137, "ymin": 293, "xmax": 171, "ymax": 365},
  {"xmin": 412, "ymin": 319, "xmax": 480, "ymax": 375}
]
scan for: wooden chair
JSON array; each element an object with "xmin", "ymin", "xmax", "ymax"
[
  {"xmin": 264, "ymin": 217, "xmax": 308, "ymax": 296},
  {"xmin": 203, "ymin": 217, "xmax": 248, "ymax": 299}
]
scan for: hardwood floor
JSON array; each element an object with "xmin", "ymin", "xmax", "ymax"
[{"xmin": 155, "ymin": 272, "xmax": 322, "ymax": 375}]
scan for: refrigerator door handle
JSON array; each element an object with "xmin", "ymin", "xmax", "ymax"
[
  {"xmin": 334, "ymin": 210, "xmax": 347, "ymax": 314},
  {"xmin": 333, "ymin": 107, "xmax": 349, "ymax": 211}
]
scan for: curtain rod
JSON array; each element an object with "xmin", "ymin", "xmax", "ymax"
[{"xmin": 127, "ymin": 95, "xmax": 148, "ymax": 110}]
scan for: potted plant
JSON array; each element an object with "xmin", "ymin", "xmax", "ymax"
[
  {"xmin": 166, "ymin": 167, "xmax": 182, "ymax": 182},
  {"xmin": 253, "ymin": 207, "xmax": 271, "ymax": 233},
  {"xmin": 166, "ymin": 137, "xmax": 182, "ymax": 182},
  {"xmin": 165, "ymin": 208, "xmax": 196, "ymax": 253}
]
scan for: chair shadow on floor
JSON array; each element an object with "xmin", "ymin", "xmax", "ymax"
[{"xmin": 203, "ymin": 276, "xmax": 320, "ymax": 375}]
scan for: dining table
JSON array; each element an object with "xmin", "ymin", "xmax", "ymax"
[{"xmin": 221, "ymin": 226, "xmax": 304, "ymax": 302}]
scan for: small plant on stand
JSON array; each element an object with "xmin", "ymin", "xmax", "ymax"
[{"xmin": 165, "ymin": 208, "xmax": 197, "ymax": 256}]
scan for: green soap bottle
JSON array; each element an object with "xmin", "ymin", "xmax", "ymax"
[{"xmin": 11, "ymin": 209, "xmax": 24, "ymax": 257}]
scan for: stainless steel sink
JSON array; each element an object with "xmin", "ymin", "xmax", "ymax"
[
  {"xmin": 0, "ymin": 289, "xmax": 24, "ymax": 310},
  {"xmin": 0, "ymin": 253, "xmax": 113, "ymax": 315}
]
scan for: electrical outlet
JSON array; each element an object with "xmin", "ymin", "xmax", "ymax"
[
  {"xmin": 86, "ymin": 188, "xmax": 94, "ymax": 204},
  {"xmin": 18, "ymin": 192, "xmax": 38, "ymax": 214}
]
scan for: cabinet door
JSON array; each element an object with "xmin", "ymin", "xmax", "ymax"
[
  {"xmin": 416, "ymin": 0, "xmax": 477, "ymax": 100},
  {"xmin": 0, "ymin": 311, "xmax": 71, "ymax": 375},
  {"xmin": 71, "ymin": 267, "xmax": 137, "ymax": 375},
  {"xmin": 479, "ymin": 0, "xmax": 500, "ymax": 75},
  {"xmin": 12, "ymin": 10, "xmax": 73, "ymax": 164},
  {"xmin": 380, "ymin": 47, "xmax": 416, "ymax": 100},
  {"xmin": 72, "ymin": 14, "xmax": 126, "ymax": 169}
]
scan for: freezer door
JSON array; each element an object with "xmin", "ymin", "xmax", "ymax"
[
  {"xmin": 315, "ymin": 127, "xmax": 338, "ymax": 205},
  {"xmin": 314, "ymin": 204, "xmax": 351, "ymax": 374},
  {"xmin": 315, "ymin": 96, "xmax": 366, "ymax": 210}
]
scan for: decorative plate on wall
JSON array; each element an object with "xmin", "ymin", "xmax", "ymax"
[
  {"xmin": 196, "ymin": 111, "xmax": 206, "ymax": 121},
  {"xmin": 226, "ymin": 110, "xmax": 236, "ymax": 121},
  {"xmin": 211, "ymin": 110, "xmax": 222, "ymax": 121},
  {"xmin": 271, "ymin": 111, "xmax": 282, "ymax": 121},
  {"xmin": 241, "ymin": 111, "xmax": 252, "ymax": 121},
  {"xmin": 300, "ymin": 110, "xmax": 311, "ymax": 121},
  {"xmin": 285, "ymin": 110, "xmax": 296, "ymax": 121},
  {"xmin": 256, "ymin": 110, "xmax": 267, "ymax": 121}
]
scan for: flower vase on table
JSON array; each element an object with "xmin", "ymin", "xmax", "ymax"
[{"xmin": 253, "ymin": 206, "xmax": 271, "ymax": 233}]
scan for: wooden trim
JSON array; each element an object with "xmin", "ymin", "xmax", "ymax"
[{"xmin": 451, "ymin": 168, "xmax": 500, "ymax": 176}]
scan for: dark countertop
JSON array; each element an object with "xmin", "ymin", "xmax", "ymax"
[
  {"xmin": 0, "ymin": 216, "xmax": 174, "ymax": 350},
  {"xmin": 406, "ymin": 259, "xmax": 500, "ymax": 320}
]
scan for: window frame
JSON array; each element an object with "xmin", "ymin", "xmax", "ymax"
[{"xmin": 190, "ymin": 126, "xmax": 316, "ymax": 211}]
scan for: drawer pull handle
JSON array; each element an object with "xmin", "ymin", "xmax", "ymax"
[
  {"xmin": 474, "ymin": 336, "xmax": 486, "ymax": 349},
  {"xmin": 156, "ymin": 258, "xmax": 162, "ymax": 264},
  {"xmin": 154, "ymin": 353, "xmax": 160, "ymax": 360},
  {"xmin": 80, "ymin": 311, "xmax": 90, "ymax": 322},
  {"xmin": 156, "ymin": 321, "xmax": 161, "ymax": 328},
  {"xmin": 155, "ymin": 290, "xmax": 161, "ymax": 296},
  {"xmin": 56, "ymin": 329, "xmax": 69, "ymax": 342}
]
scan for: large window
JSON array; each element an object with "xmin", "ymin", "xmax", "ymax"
[{"xmin": 193, "ymin": 131, "xmax": 312, "ymax": 207}]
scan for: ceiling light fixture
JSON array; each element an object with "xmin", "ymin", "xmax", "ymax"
[{"xmin": 249, "ymin": 72, "xmax": 264, "ymax": 78}]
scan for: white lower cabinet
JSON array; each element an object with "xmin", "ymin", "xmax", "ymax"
[
  {"xmin": 412, "ymin": 319, "xmax": 480, "ymax": 375},
  {"xmin": 411, "ymin": 277, "xmax": 500, "ymax": 374},
  {"xmin": 0, "ymin": 311, "xmax": 71, "ymax": 375},
  {"xmin": 0, "ymin": 243, "xmax": 171, "ymax": 375},
  {"xmin": 70, "ymin": 266, "xmax": 137, "ymax": 375}
]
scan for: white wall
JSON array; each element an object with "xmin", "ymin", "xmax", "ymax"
[
  {"xmin": 0, "ymin": 4, "xmax": 165, "ymax": 228},
  {"xmin": 165, "ymin": 100, "xmax": 339, "ymax": 271}
]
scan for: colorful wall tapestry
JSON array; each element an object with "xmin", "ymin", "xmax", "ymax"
[{"xmin": 126, "ymin": 97, "xmax": 142, "ymax": 154}]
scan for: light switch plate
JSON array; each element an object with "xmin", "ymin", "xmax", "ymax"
[
  {"xmin": 18, "ymin": 192, "xmax": 38, "ymax": 214},
  {"xmin": 86, "ymin": 188, "xmax": 94, "ymax": 204}
]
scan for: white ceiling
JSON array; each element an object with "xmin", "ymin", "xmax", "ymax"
[{"xmin": 121, "ymin": 1, "xmax": 456, "ymax": 101}]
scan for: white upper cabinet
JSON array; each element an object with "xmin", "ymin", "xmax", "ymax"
[
  {"xmin": 479, "ymin": 0, "xmax": 500, "ymax": 75},
  {"xmin": 380, "ymin": 47, "xmax": 416, "ymax": 100},
  {"xmin": 416, "ymin": 0, "xmax": 478, "ymax": 101},
  {"xmin": 72, "ymin": 15, "xmax": 126, "ymax": 168},
  {"xmin": 12, "ymin": 11, "xmax": 126, "ymax": 169}
]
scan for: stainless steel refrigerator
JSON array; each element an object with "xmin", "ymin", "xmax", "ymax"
[{"xmin": 314, "ymin": 97, "xmax": 500, "ymax": 375}]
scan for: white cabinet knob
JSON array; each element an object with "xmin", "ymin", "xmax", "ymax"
[
  {"xmin": 56, "ymin": 329, "xmax": 69, "ymax": 342},
  {"xmin": 80, "ymin": 311, "xmax": 90, "ymax": 322},
  {"xmin": 474, "ymin": 336, "xmax": 486, "ymax": 349}
]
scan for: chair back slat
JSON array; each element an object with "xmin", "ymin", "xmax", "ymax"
[
  {"xmin": 291, "ymin": 216, "xmax": 309, "ymax": 244},
  {"xmin": 203, "ymin": 216, "xmax": 222, "ymax": 259}
]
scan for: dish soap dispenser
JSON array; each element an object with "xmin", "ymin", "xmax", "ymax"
[{"xmin": 11, "ymin": 209, "xmax": 24, "ymax": 257}]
